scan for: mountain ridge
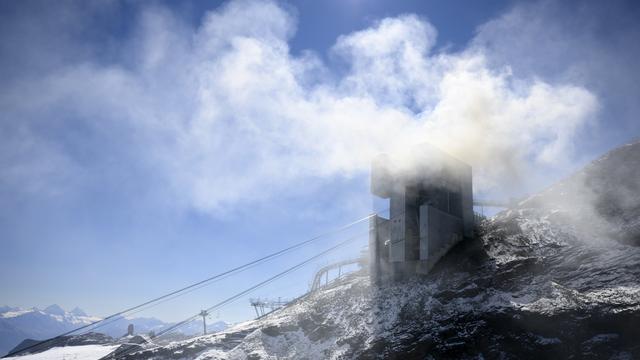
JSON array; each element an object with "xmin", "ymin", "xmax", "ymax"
[
  {"xmin": 110, "ymin": 140, "xmax": 640, "ymax": 359},
  {"xmin": 5, "ymin": 141, "xmax": 639, "ymax": 359}
]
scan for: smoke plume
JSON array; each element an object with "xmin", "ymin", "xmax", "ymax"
[{"xmin": 0, "ymin": 0, "xmax": 600, "ymax": 214}]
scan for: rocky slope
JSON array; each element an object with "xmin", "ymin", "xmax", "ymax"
[
  {"xmin": 519, "ymin": 140, "xmax": 640, "ymax": 245},
  {"xmin": 101, "ymin": 140, "xmax": 640, "ymax": 359},
  {"xmin": 4, "ymin": 140, "xmax": 628, "ymax": 360}
]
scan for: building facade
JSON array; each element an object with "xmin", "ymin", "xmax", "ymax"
[{"xmin": 369, "ymin": 145, "xmax": 474, "ymax": 283}]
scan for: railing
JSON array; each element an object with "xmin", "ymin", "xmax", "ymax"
[{"xmin": 310, "ymin": 258, "xmax": 362, "ymax": 292}]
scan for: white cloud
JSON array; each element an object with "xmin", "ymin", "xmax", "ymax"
[
  {"xmin": 333, "ymin": 15, "xmax": 439, "ymax": 108},
  {"xmin": 471, "ymin": 0, "xmax": 640, "ymax": 153},
  {"xmin": 420, "ymin": 54, "xmax": 597, "ymax": 189},
  {"xmin": 0, "ymin": 0, "xmax": 600, "ymax": 214}
]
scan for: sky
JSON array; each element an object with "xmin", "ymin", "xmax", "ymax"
[{"xmin": 1, "ymin": 0, "xmax": 639, "ymax": 325}]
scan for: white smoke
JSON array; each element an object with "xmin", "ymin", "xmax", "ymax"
[{"xmin": 0, "ymin": 0, "xmax": 599, "ymax": 214}]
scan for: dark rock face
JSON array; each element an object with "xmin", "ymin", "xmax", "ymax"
[
  {"xmin": 357, "ymin": 213, "xmax": 640, "ymax": 359},
  {"xmin": 356, "ymin": 141, "xmax": 640, "ymax": 359}
]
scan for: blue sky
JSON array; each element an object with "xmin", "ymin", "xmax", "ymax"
[{"xmin": 1, "ymin": 0, "xmax": 639, "ymax": 325}]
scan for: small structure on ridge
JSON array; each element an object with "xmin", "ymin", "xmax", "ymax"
[{"xmin": 369, "ymin": 144, "xmax": 474, "ymax": 283}]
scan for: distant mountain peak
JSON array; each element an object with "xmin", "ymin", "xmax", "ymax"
[
  {"xmin": 0, "ymin": 305, "xmax": 17, "ymax": 313},
  {"xmin": 70, "ymin": 307, "xmax": 87, "ymax": 317},
  {"xmin": 0, "ymin": 303, "xmax": 215, "ymax": 356},
  {"xmin": 43, "ymin": 304, "xmax": 65, "ymax": 316}
]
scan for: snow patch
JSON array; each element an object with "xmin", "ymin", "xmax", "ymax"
[{"xmin": 4, "ymin": 345, "xmax": 118, "ymax": 360}]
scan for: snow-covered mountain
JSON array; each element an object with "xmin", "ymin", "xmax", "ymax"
[
  {"xmin": 104, "ymin": 140, "xmax": 640, "ymax": 359},
  {"xmin": 0, "ymin": 305, "xmax": 228, "ymax": 356},
  {"xmin": 6, "ymin": 140, "xmax": 639, "ymax": 359},
  {"xmin": 0, "ymin": 305, "xmax": 100, "ymax": 356}
]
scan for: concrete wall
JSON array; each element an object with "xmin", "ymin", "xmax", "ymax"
[
  {"xmin": 369, "ymin": 215, "xmax": 390, "ymax": 284},
  {"xmin": 418, "ymin": 204, "xmax": 464, "ymax": 274},
  {"xmin": 460, "ymin": 165, "xmax": 474, "ymax": 238},
  {"xmin": 369, "ymin": 144, "xmax": 474, "ymax": 282}
]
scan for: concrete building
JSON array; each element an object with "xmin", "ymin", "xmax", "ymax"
[{"xmin": 369, "ymin": 145, "xmax": 474, "ymax": 283}]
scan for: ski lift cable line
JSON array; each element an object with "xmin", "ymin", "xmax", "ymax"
[
  {"xmin": 2, "ymin": 210, "xmax": 380, "ymax": 358},
  {"xmin": 76, "ymin": 244, "xmax": 290, "ymax": 337},
  {"xmin": 89, "ymin": 206, "xmax": 401, "ymax": 336},
  {"xmin": 106, "ymin": 231, "xmax": 368, "ymax": 359},
  {"xmin": 159, "ymin": 231, "xmax": 369, "ymax": 338}
]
